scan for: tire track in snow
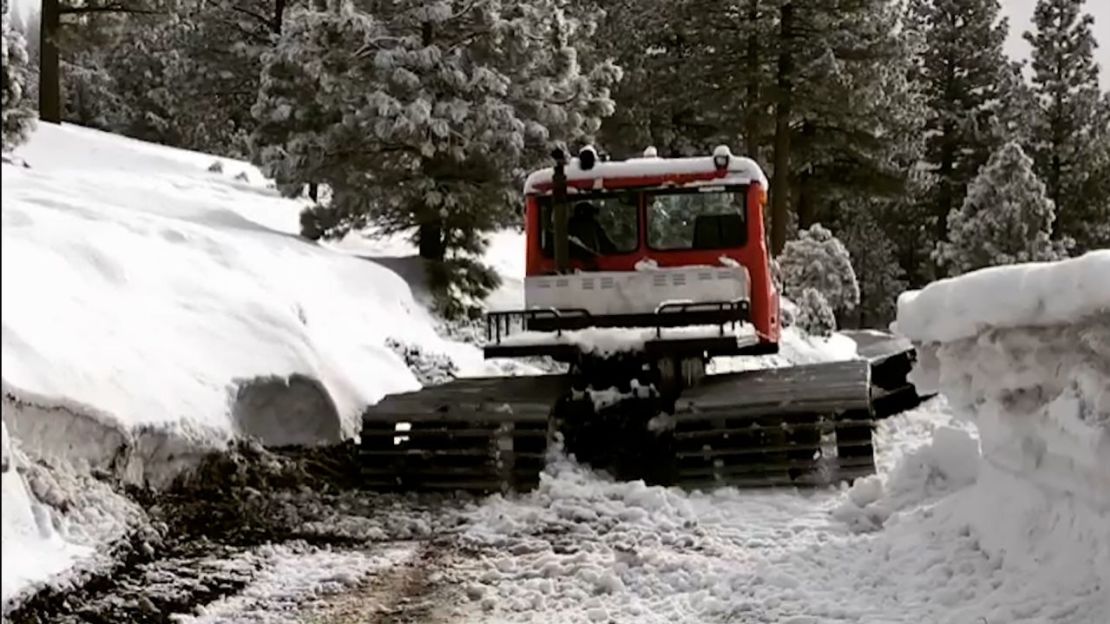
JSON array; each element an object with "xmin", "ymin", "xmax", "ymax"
[{"xmin": 306, "ymin": 537, "xmax": 461, "ymax": 624}]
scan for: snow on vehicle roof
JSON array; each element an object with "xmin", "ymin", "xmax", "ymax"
[{"xmin": 523, "ymin": 146, "xmax": 769, "ymax": 195}]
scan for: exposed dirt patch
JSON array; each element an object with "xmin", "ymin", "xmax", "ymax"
[
  {"xmin": 2, "ymin": 441, "xmax": 464, "ymax": 624},
  {"xmin": 307, "ymin": 537, "xmax": 463, "ymax": 624}
]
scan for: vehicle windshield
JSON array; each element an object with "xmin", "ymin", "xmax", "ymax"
[
  {"xmin": 647, "ymin": 187, "xmax": 747, "ymax": 251},
  {"xmin": 540, "ymin": 193, "xmax": 639, "ymax": 257}
]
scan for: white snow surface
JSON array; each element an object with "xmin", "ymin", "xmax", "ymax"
[
  {"xmin": 453, "ymin": 402, "xmax": 1000, "ymax": 624},
  {"xmin": 1, "ymin": 416, "xmax": 142, "ymax": 603},
  {"xmin": 1, "ymin": 420, "xmax": 91, "ymax": 602},
  {"xmin": 894, "ymin": 250, "xmax": 1110, "ymax": 344},
  {"xmin": 0, "ymin": 123, "xmax": 492, "ymax": 603},
  {"xmin": 886, "ymin": 256, "xmax": 1110, "ymax": 623},
  {"xmin": 2, "ymin": 123, "xmax": 493, "ymax": 448}
]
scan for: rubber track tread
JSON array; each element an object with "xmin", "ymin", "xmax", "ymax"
[{"xmin": 359, "ymin": 375, "xmax": 569, "ymax": 492}]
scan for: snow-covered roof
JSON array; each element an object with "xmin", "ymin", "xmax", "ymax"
[{"xmin": 523, "ymin": 146, "xmax": 769, "ymax": 195}]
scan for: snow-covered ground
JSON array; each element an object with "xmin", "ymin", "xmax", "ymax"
[
  {"xmin": 427, "ymin": 254, "xmax": 1108, "ymax": 623},
  {"xmin": 446, "ymin": 400, "xmax": 981, "ymax": 624},
  {"xmin": 0, "ymin": 124, "xmax": 496, "ymax": 603}
]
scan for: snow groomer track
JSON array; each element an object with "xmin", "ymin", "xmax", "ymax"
[{"xmin": 361, "ymin": 330, "xmax": 926, "ymax": 493}]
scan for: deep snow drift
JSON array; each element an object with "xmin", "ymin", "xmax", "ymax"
[
  {"xmin": 886, "ymin": 252, "xmax": 1110, "ymax": 623},
  {"xmin": 0, "ymin": 124, "xmax": 494, "ymax": 603},
  {"xmin": 3, "ymin": 124, "xmax": 496, "ymax": 453}
]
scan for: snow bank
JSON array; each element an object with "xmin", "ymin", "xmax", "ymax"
[
  {"xmin": 883, "ymin": 255, "xmax": 1110, "ymax": 621},
  {"xmin": 2, "ymin": 123, "xmax": 491, "ymax": 454},
  {"xmin": 1, "ymin": 123, "xmax": 492, "ymax": 602},
  {"xmin": 1, "ymin": 416, "xmax": 143, "ymax": 603}
]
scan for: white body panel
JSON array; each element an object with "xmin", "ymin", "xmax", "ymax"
[{"xmin": 524, "ymin": 266, "xmax": 751, "ymax": 316}]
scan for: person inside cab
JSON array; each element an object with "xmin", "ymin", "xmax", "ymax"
[{"xmin": 567, "ymin": 201, "xmax": 617, "ymax": 258}]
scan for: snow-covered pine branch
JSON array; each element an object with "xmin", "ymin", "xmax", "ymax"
[
  {"xmin": 778, "ymin": 224, "xmax": 860, "ymax": 320},
  {"xmin": 935, "ymin": 141, "xmax": 1072, "ymax": 275}
]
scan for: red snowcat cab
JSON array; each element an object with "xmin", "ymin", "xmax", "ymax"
[
  {"xmin": 361, "ymin": 146, "xmax": 887, "ymax": 493},
  {"xmin": 484, "ymin": 144, "xmax": 781, "ymax": 364}
]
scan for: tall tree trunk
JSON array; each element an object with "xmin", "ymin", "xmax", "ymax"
[
  {"xmin": 796, "ymin": 174, "xmax": 815, "ymax": 230},
  {"xmin": 39, "ymin": 0, "xmax": 61, "ymax": 124},
  {"xmin": 743, "ymin": 0, "xmax": 761, "ymax": 162},
  {"xmin": 934, "ymin": 57, "xmax": 957, "ymax": 246},
  {"xmin": 936, "ymin": 123, "xmax": 955, "ymax": 245},
  {"xmin": 418, "ymin": 222, "xmax": 446, "ymax": 261},
  {"xmin": 795, "ymin": 120, "xmax": 818, "ymax": 228},
  {"xmin": 416, "ymin": 18, "xmax": 444, "ymax": 262},
  {"xmin": 770, "ymin": 1, "xmax": 794, "ymax": 256},
  {"xmin": 273, "ymin": 0, "xmax": 287, "ymax": 34}
]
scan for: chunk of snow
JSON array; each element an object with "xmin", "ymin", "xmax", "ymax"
[
  {"xmin": 634, "ymin": 257, "xmax": 659, "ymax": 271},
  {"xmin": 1, "ymin": 464, "xmax": 93, "ymax": 602},
  {"xmin": 894, "ymin": 250, "xmax": 1110, "ymax": 344}
]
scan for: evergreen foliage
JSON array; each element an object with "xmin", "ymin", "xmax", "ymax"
[
  {"xmin": 2, "ymin": 0, "xmax": 35, "ymax": 151},
  {"xmin": 906, "ymin": 0, "xmax": 1011, "ymax": 254},
  {"xmin": 795, "ymin": 288, "xmax": 836, "ymax": 337},
  {"xmin": 935, "ymin": 141, "xmax": 1070, "ymax": 275},
  {"xmin": 1024, "ymin": 0, "xmax": 1106, "ymax": 252},
  {"xmin": 778, "ymin": 224, "xmax": 860, "ymax": 316},
  {"xmin": 250, "ymin": 0, "xmax": 621, "ymax": 316}
]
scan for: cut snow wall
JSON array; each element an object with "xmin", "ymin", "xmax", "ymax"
[
  {"xmin": 1, "ymin": 382, "xmax": 220, "ymax": 489},
  {"xmin": 895, "ymin": 256, "xmax": 1110, "ymax": 613},
  {"xmin": 910, "ymin": 315, "xmax": 1110, "ymax": 510}
]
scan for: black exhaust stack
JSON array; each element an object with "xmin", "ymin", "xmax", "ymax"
[{"xmin": 552, "ymin": 146, "xmax": 569, "ymax": 274}]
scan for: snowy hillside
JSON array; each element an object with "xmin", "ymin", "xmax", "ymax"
[
  {"xmin": 0, "ymin": 124, "xmax": 496, "ymax": 601},
  {"xmin": 3, "ymin": 124, "xmax": 500, "ymax": 448}
]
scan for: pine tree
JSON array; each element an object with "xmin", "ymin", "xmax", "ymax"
[
  {"xmin": 907, "ymin": 0, "xmax": 1011, "ymax": 253},
  {"xmin": 251, "ymin": 1, "xmax": 621, "ymax": 316},
  {"xmin": 1024, "ymin": 0, "xmax": 1105, "ymax": 252},
  {"xmin": 591, "ymin": 0, "xmax": 770, "ymax": 159},
  {"xmin": 2, "ymin": 0, "xmax": 35, "ymax": 151},
  {"xmin": 786, "ymin": 0, "xmax": 921, "ymax": 234},
  {"xmin": 795, "ymin": 287, "xmax": 836, "ymax": 337},
  {"xmin": 835, "ymin": 200, "xmax": 907, "ymax": 328},
  {"xmin": 935, "ymin": 141, "xmax": 1070, "ymax": 275},
  {"xmin": 162, "ymin": 0, "xmax": 292, "ymax": 156},
  {"xmin": 778, "ymin": 223, "xmax": 860, "ymax": 315},
  {"xmin": 1077, "ymin": 94, "xmax": 1110, "ymax": 248}
]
